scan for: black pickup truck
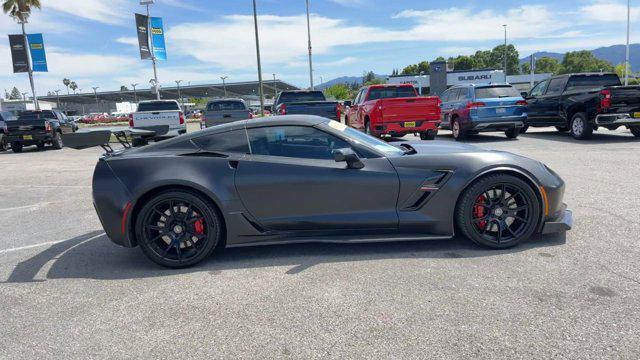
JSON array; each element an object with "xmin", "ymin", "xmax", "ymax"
[
  {"xmin": 524, "ymin": 73, "xmax": 640, "ymax": 139},
  {"xmin": 6, "ymin": 110, "xmax": 75, "ymax": 152},
  {"xmin": 273, "ymin": 90, "xmax": 341, "ymax": 121}
]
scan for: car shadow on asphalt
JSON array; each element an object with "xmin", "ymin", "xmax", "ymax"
[
  {"xmin": 3, "ymin": 231, "xmax": 566, "ymax": 283},
  {"xmin": 520, "ymin": 130, "xmax": 638, "ymax": 145}
]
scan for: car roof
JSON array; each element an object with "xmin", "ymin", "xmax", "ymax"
[
  {"xmin": 206, "ymin": 98, "xmax": 245, "ymax": 103},
  {"xmin": 449, "ymin": 83, "xmax": 512, "ymax": 89}
]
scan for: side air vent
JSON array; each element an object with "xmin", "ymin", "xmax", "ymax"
[{"xmin": 401, "ymin": 170, "xmax": 453, "ymax": 211}]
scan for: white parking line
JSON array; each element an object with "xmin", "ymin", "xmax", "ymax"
[{"xmin": 0, "ymin": 233, "xmax": 105, "ymax": 254}]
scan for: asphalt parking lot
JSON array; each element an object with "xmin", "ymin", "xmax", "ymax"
[{"xmin": 1, "ymin": 127, "xmax": 639, "ymax": 359}]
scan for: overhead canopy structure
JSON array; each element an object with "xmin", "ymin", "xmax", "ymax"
[{"xmin": 38, "ymin": 80, "xmax": 299, "ymax": 104}]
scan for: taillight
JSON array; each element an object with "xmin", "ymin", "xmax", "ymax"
[
  {"xmin": 599, "ymin": 89, "xmax": 611, "ymax": 111},
  {"xmin": 128, "ymin": 113, "xmax": 134, "ymax": 127},
  {"xmin": 179, "ymin": 111, "xmax": 185, "ymax": 125},
  {"xmin": 279, "ymin": 104, "xmax": 286, "ymax": 115},
  {"xmin": 44, "ymin": 121, "xmax": 52, "ymax": 132},
  {"xmin": 516, "ymin": 100, "xmax": 528, "ymax": 106},
  {"xmin": 248, "ymin": 112, "xmax": 254, "ymax": 119},
  {"xmin": 336, "ymin": 103, "xmax": 341, "ymax": 119},
  {"xmin": 467, "ymin": 101, "xmax": 486, "ymax": 109}
]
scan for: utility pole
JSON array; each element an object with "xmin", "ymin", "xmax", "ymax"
[
  {"xmin": 306, "ymin": 0, "xmax": 314, "ymax": 90},
  {"xmin": 54, "ymin": 89, "xmax": 61, "ymax": 110},
  {"xmin": 530, "ymin": 54, "xmax": 536, "ymax": 89},
  {"xmin": 273, "ymin": 73, "xmax": 277, "ymax": 100},
  {"xmin": 625, "ymin": 0, "xmax": 631, "ymax": 85},
  {"xmin": 220, "ymin": 76, "xmax": 228, "ymax": 97},
  {"xmin": 18, "ymin": 12, "xmax": 39, "ymax": 110},
  {"xmin": 142, "ymin": 0, "xmax": 160, "ymax": 99},
  {"xmin": 131, "ymin": 83, "xmax": 139, "ymax": 103},
  {"xmin": 252, "ymin": 0, "xmax": 265, "ymax": 116},
  {"xmin": 21, "ymin": 92, "xmax": 27, "ymax": 102},
  {"xmin": 175, "ymin": 80, "xmax": 182, "ymax": 107},
  {"xmin": 503, "ymin": 24, "xmax": 508, "ymax": 78},
  {"xmin": 92, "ymin": 87, "xmax": 100, "ymax": 113}
]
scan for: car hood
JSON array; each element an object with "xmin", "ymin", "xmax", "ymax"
[{"xmin": 399, "ymin": 140, "xmax": 488, "ymax": 154}]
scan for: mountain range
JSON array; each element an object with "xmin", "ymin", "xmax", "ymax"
[{"xmin": 317, "ymin": 44, "xmax": 640, "ymax": 89}]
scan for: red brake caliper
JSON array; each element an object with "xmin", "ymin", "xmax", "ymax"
[
  {"xmin": 474, "ymin": 195, "xmax": 487, "ymax": 230},
  {"xmin": 193, "ymin": 212, "xmax": 205, "ymax": 234}
]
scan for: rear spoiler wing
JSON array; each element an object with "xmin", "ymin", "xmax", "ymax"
[{"xmin": 61, "ymin": 125, "xmax": 169, "ymax": 154}]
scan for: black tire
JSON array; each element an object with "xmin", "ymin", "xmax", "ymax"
[
  {"xmin": 555, "ymin": 126, "xmax": 569, "ymax": 132},
  {"xmin": 36, "ymin": 142, "xmax": 45, "ymax": 149},
  {"xmin": 451, "ymin": 118, "xmax": 465, "ymax": 141},
  {"xmin": 569, "ymin": 112, "xmax": 593, "ymax": 140},
  {"xmin": 0, "ymin": 137, "xmax": 6, "ymax": 152},
  {"xmin": 456, "ymin": 174, "xmax": 541, "ymax": 249},
  {"xmin": 135, "ymin": 190, "xmax": 222, "ymax": 268},
  {"xmin": 51, "ymin": 131, "xmax": 64, "ymax": 149},
  {"xmin": 365, "ymin": 120, "xmax": 373, "ymax": 136},
  {"xmin": 630, "ymin": 126, "xmax": 640, "ymax": 137},
  {"xmin": 420, "ymin": 130, "xmax": 437, "ymax": 140},
  {"xmin": 505, "ymin": 128, "xmax": 520, "ymax": 139},
  {"xmin": 520, "ymin": 125, "xmax": 529, "ymax": 134},
  {"xmin": 344, "ymin": 116, "xmax": 349, "ymax": 127},
  {"xmin": 11, "ymin": 142, "xmax": 23, "ymax": 153}
]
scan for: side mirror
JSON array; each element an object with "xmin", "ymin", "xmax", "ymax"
[
  {"xmin": 333, "ymin": 148, "xmax": 364, "ymax": 169},
  {"xmin": 521, "ymin": 92, "xmax": 529, "ymax": 98},
  {"xmin": 343, "ymin": 100, "xmax": 352, "ymax": 107}
]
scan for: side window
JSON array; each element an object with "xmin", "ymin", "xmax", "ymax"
[
  {"xmin": 530, "ymin": 79, "xmax": 549, "ymax": 97},
  {"xmin": 457, "ymin": 88, "xmax": 469, "ymax": 101},
  {"xmin": 354, "ymin": 89, "xmax": 364, "ymax": 105},
  {"xmin": 546, "ymin": 78, "xmax": 566, "ymax": 96},
  {"xmin": 248, "ymin": 126, "xmax": 351, "ymax": 160},
  {"xmin": 192, "ymin": 129, "xmax": 249, "ymax": 154},
  {"xmin": 358, "ymin": 89, "xmax": 368, "ymax": 104},
  {"xmin": 441, "ymin": 90, "xmax": 450, "ymax": 102}
]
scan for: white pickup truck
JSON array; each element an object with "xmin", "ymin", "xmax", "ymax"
[{"xmin": 129, "ymin": 100, "xmax": 186, "ymax": 138}]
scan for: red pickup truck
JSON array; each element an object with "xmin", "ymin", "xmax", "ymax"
[{"xmin": 344, "ymin": 84, "xmax": 441, "ymax": 140}]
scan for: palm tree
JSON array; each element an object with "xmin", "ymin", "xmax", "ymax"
[
  {"xmin": 63, "ymin": 78, "xmax": 70, "ymax": 95},
  {"xmin": 2, "ymin": 0, "xmax": 41, "ymax": 22},
  {"xmin": 69, "ymin": 81, "xmax": 78, "ymax": 94}
]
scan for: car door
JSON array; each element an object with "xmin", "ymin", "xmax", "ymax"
[
  {"xmin": 346, "ymin": 89, "xmax": 364, "ymax": 129},
  {"xmin": 526, "ymin": 79, "xmax": 558, "ymax": 124},
  {"xmin": 234, "ymin": 125, "xmax": 400, "ymax": 233},
  {"xmin": 537, "ymin": 77, "xmax": 567, "ymax": 125}
]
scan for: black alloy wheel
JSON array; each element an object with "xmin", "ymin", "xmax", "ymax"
[
  {"xmin": 136, "ymin": 190, "xmax": 222, "ymax": 268},
  {"xmin": 457, "ymin": 174, "xmax": 540, "ymax": 248}
]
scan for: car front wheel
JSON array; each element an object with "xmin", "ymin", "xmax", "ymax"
[
  {"xmin": 456, "ymin": 174, "xmax": 541, "ymax": 249},
  {"xmin": 135, "ymin": 190, "xmax": 222, "ymax": 268}
]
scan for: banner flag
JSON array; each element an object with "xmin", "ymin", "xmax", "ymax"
[
  {"xmin": 150, "ymin": 17, "xmax": 167, "ymax": 61},
  {"xmin": 26, "ymin": 33, "xmax": 47, "ymax": 72},
  {"xmin": 8, "ymin": 34, "xmax": 29, "ymax": 73},
  {"xmin": 135, "ymin": 13, "xmax": 151, "ymax": 60}
]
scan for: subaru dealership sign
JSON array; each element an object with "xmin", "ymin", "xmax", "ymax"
[{"xmin": 447, "ymin": 70, "xmax": 505, "ymax": 85}]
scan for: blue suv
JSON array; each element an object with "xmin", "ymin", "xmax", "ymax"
[{"xmin": 439, "ymin": 84, "xmax": 527, "ymax": 141}]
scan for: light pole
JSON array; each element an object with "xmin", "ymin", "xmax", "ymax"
[
  {"xmin": 502, "ymin": 24, "xmax": 508, "ymax": 77},
  {"xmin": 306, "ymin": 0, "xmax": 314, "ymax": 90},
  {"xmin": 220, "ymin": 76, "xmax": 228, "ymax": 97},
  {"xmin": 54, "ymin": 89, "xmax": 61, "ymax": 110},
  {"xmin": 272, "ymin": 73, "xmax": 277, "ymax": 100},
  {"xmin": 92, "ymin": 86, "xmax": 100, "ymax": 113},
  {"xmin": 131, "ymin": 83, "xmax": 139, "ymax": 103},
  {"xmin": 78, "ymin": 88, "xmax": 85, "ymax": 115},
  {"xmin": 625, "ymin": 0, "xmax": 631, "ymax": 85},
  {"xmin": 21, "ymin": 92, "xmax": 27, "ymax": 102},
  {"xmin": 141, "ymin": 0, "xmax": 160, "ymax": 99},
  {"xmin": 175, "ymin": 80, "xmax": 182, "ymax": 107},
  {"xmin": 17, "ymin": 11, "xmax": 39, "ymax": 110},
  {"xmin": 252, "ymin": 0, "xmax": 265, "ymax": 116}
]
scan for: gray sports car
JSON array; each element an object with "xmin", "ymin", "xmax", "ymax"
[{"xmin": 87, "ymin": 115, "xmax": 572, "ymax": 268}]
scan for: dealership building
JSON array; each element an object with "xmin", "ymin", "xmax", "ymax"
[{"xmin": 386, "ymin": 61, "xmax": 551, "ymax": 96}]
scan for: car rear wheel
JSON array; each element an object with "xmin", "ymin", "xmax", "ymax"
[
  {"xmin": 630, "ymin": 126, "xmax": 640, "ymax": 137},
  {"xmin": 52, "ymin": 132, "xmax": 64, "ymax": 149},
  {"xmin": 505, "ymin": 128, "xmax": 520, "ymax": 139},
  {"xmin": 136, "ymin": 190, "xmax": 222, "ymax": 268},
  {"xmin": 36, "ymin": 142, "xmax": 45, "ymax": 149},
  {"xmin": 365, "ymin": 120, "xmax": 374, "ymax": 136},
  {"xmin": 420, "ymin": 130, "xmax": 437, "ymax": 140},
  {"xmin": 570, "ymin": 112, "xmax": 593, "ymax": 140},
  {"xmin": 452, "ymin": 119, "xmax": 465, "ymax": 141},
  {"xmin": 11, "ymin": 142, "xmax": 22, "ymax": 153},
  {"xmin": 456, "ymin": 174, "xmax": 540, "ymax": 249},
  {"xmin": 0, "ymin": 137, "xmax": 6, "ymax": 152},
  {"xmin": 520, "ymin": 125, "xmax": 529, "ymax": 134}
]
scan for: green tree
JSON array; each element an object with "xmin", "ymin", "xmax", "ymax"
[
  {"xmin": 63, "ymin": 78, "xmax": 71, "ymax": 95},
  {"xmin": 488, "ymin": 44, "xmax": 520, "ymax": 75},
  {"xmin": 433, "ymin": 56, "xmax": 446, "ymax": 62},
  {"xmin": 69, "ymin": 81, "xmax": 78, "ymax": 94},
  {"xmin": 559, "ymin": 51, "xmax": 614, "ymax": 74},
  {"xmin": 401, "ymin": 64, "xmax": 419, "ymax": 75},
  {"xmin": 324, "ymin": 84, "xmax": 351, "ymax": 100},
  {"xmin": 2, "ymin": 0, "xmax": 41, "ymax": 22},
  {"xmin": 522, "ymin": 56, "xmax": 561, "ymax": 75},
  {"xmin": 451, "ymin": 55, "xmax": 476, "ymax": 71},
  {"xmin": 9, "ymin": 86, "xmax": 21, "ymax": 99}
]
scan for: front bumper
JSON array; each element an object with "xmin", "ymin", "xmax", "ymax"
[
  {"xmin": 595, "ymin": 113, "xmax": 640, "ymax": 126},
  {"xmin": 542, "ymin": 207, "xmax": 573, "ymax": 234}
]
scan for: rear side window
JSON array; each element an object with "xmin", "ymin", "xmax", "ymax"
[
  {"xmin": 207, "ymin": 101, "xmax": 246, "ymax": 111},
  {"xmin": 367, "ymin": 87, "xmax": 417, "ymax": 100},
  {"xmin": 565, "ymin": 74, "xmax": 621, "ymax": 92},
  {"xmin": 546, "ymin": 78, "xmax": 567, "ymax": 96},
  {"xmin": 192, "ymin": 129, "xmax": 249, "ymax": 154},
  {"xmin": 18, "ymin": 110, "xmax": 56, "ymax": 120},
  {"xmin": 278, "ymin": 91, "xmax": 326, "ymax": 103},
  {"xmin": 137, "ymin": 101, "xmax": 180, "ymax": 112},
  {"xmin": 457, "ymin": 88, "xmax": 469, "ymax": 101},
  {"xmin": 474, "ymin": 86, "xmax": 520, "ymax": 99}
]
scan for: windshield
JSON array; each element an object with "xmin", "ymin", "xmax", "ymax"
[
  {"xmin": 368, "ymin": 86, "xmax": 417, "ymax": 100},
  {"xmin": 137, "ymin": 101, "xmax": 180, "ymax": 112},
  {"xmin": 475, "ymin": 86, "xmax": 521, "ymax": 99},
  {"xmin": 326, "ymin": 120, "xmax": 405, "ymax": 157},
  {"xmin": 207, "ymin": 101, "xmax": 246, "ymax": 111}
]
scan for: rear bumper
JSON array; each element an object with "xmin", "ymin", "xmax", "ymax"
[
  {"xmin": 595, "ymin": 113, "xmax": 640, "ymax": 126},
  {"xmin": 468, "ymin": 115, "xmax": 526, "ymax": 132},
  {"xmin": 542, "ymin": 207, "xmax": 573, "ymax": 234},
  {"xmin": 7, "ymin": 132, "xmax": 52, "ymax": 144},
  {"xmin": 374, "ymin": 120, "xmax": 440, "ymax": 136}
]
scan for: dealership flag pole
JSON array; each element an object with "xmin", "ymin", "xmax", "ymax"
[
  {"xmin": 252, "ymin": 0, "xmax": 265, "ymax": 116},
  {"xmin": 143, "ymin": 0, "xmax": 161, "ymax": 100},
  {"xmin": 306, "ymin": 0, "xmax": 314, "ymax": 90},
  {"xmin": 625, "ymin": 0, "xmax": 630, "ymax": 86}
]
